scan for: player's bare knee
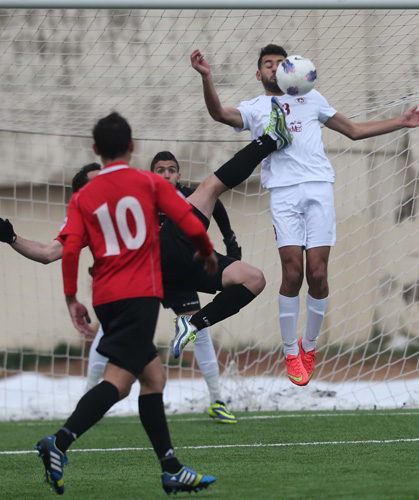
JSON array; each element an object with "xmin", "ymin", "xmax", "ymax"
[
  {"xmin": 283, "ymin": 268, "xmax": 304, "ymax": 292},
  {"xmin": 243, "ymin": 266, "xmax": 265, "ymax": 295},
  {"xmin": 306, "ymin": 268, "xmax": 327, "ymax": 291},
  {"xmin": 151, "ymin": 368, "xmax": 166, "ymax": 393},
  {"xmin": 116, "ymin": 382, "xmax": 132, "ymax": 400}
]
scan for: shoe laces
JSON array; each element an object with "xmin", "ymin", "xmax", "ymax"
[
  {"xmin": 285, "ymin": 354, "xmax": 305, "ymax": 375},
  {"xmin": 302, "ymin": 349, "xmax": 317, "ymax": 370}
]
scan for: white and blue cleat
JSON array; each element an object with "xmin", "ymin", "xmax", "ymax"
[{"xmin": 171, "ymin": 315, "xmax": 198, "ymax": 359}]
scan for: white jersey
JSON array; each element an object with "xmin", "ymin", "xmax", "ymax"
[{"xmin": 235, "ymin": 89, "xmax": 337, "ymax": 189}]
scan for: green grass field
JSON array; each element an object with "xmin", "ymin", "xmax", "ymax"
[{"xmin": 1, "ymin": 409, "xmax": 418, "ymax": 500}]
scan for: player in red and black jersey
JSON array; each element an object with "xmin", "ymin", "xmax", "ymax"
[{"xmin": 34, "ymin": 112, "xmax": 217, "ymax": 496}]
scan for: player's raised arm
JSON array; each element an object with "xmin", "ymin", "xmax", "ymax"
[
  {"xmin": 212, "ymin": 199, "xmax": 242, "ymax": 260},
  {"xmin": 325, "ymin": 105, "xmax": 419, "ymax": 140},
  {"xmin": 190, "ymin": 49, "xmax": 243, "ymax": 128}
]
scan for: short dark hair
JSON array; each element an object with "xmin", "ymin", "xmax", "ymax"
[
  {"xmin": 257, "ymin": 44, "xmax": 288, "ymax": 69},
  {"xmin": 150, "ymin": 151, "xmax": 180, "ymax": 173},
  {"xmin": 93, "ymin": 112, "xmax": 132, "ymax": 160},
  {"xmin": 72, "ymin": 162, "xmax": 101, "ymax": 193}
]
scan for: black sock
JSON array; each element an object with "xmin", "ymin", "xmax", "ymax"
[
  {"xmin": 214, "ymin": 135, "xmax": 276, "ymax": 189},
  {"xmin": 138, "ymin": 393, "xmax": 182, "ymax": 473},
  {"xmin": 191, "ymin": 284, "xmax": 256, "ymax": 330},
  {"xmin": 55, "ymin": 381, "xmax": 120, "ymax": 452}
]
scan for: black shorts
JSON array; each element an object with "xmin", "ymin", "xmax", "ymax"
[
  {"xmin": 94, "ymin": 297, "xmax": 159, "ymax": 377},
  {"xmin": 159, "ymin": 209, "xmax": 236, "ymax": 296},
  {"xmin": 161, "ymin": 287, "xmax": 201, "ymax": 315}
]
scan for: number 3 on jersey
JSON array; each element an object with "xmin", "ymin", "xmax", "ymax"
[{"xmin": 94, "ymin": 196, "xmax": 146, "ymax": 256}]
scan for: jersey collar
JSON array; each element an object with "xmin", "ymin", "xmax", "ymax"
[{"xmin": 99, "ymin": 162, "xmax": 129, "ymax": 175}]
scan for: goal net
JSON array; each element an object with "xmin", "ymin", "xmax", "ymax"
[{"xmin": 0, "ymin": 8, "xmax": 418, "ymax": 420}]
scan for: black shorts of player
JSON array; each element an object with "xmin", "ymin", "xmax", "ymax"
[
  {"xmin": 159, "ymin": 207, "xmax": 236, "ymax": 298},
  {"xmin": 94, "ymin": 297, "xmax": 159, "ymax": 377},
  {"xmin": 161, "ymin": 287, "xmax": 201, "ymax": 315}
]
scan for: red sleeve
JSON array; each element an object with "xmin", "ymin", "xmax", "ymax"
[
  {"xmin": 61, "ymin": 198, "xmax": 87, "ymax": 296},
  {"xmin": 62, "ymin": 233, "xmax": 84, "ymax": 296},
  {"xmin": 58, "ymin": 194, "xmax": 88, "ymax": 247},
  {"xmin": 154, "ymin": 175, "xmax": 214, "ymax": 256}
]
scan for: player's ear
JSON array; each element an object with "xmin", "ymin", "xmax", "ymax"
[
  {"xmin": 256, "ymin": 70, "xmax": 262, "ymax": 82},
  {"xmin": 129, "ymin": 140, "xmax": 134, "ymax": 153},
  {"xmin": 93, "ymin": 144, "xmax": 99, "ymax": 155}
]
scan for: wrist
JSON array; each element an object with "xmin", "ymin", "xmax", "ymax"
[{"xmin": 65, "ymin": 294, "xmax": 77, "ymax": 305}]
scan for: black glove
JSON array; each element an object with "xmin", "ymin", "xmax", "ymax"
[
  {"xmin": 224, "ymin": 231, "xmax": 242, "ymax": 260},
  {"xmin": 0, "ymin": 218, "xmax": 17, "ymax": 243}
]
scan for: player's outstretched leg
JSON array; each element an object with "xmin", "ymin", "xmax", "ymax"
[
  {"xmin": 171, "ymin": 315, "xmax": 197, "ymax": 359},
  {"xmin": 161, "ymin": 466, "xmax": 216, "ymax": 495},
  {"xmin": 35, "ymin": 435, "xmax": 69, "ymax": 495},
  {"xmin": 264, "ymin": 96, "xmax": 293, "ymax": 150},
  {"xmin": 208, "ymin": 400, "xmax": 237, "ymax": 424},
  {"xmin": 298, "ymin": 338, "xmax": 317, "ymax": 382}
]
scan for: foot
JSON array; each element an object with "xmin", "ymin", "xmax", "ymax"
[
  {"xmin": 161, "ymin": 466, "xmax": 216, "ymax": 494},
  {"xmin": 35, "ymin": 435, "xmax": 69, "ymax": 495},
  {"xmin": 208, "ymin": 400, "xmax": 238, "ymax": 424},
  {"xmin": 285, "ymin": 353, "xmax": 309, "ymax": 386},
  {"xmin": 298, "ymin": 338, "xmax": 317, "ymax": 382},
  {"xmin": 171, "ymin": 315, "xmax": 197, "ymax": 359},
  {"xmin": 264, "ymin": 96, "xmax": 293, "ymax": 150}
]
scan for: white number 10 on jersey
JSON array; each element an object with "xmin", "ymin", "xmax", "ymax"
[{"xmin": 94, "ymin": 196, "xmax": 146, "ymax": 256}]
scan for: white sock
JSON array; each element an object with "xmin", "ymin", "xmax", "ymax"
[
  {"xmin": 84, "ymin": 324, "xmax": 108, "ymax": 393},
  {"xmin": 278, "ymin": 294, "xmax": 300, "ymax": 357},
  {"xmin": 204, "ymin": 374, "xmax": 222, "ymax": 404},
  {"xmin": 85, "ymin": 370, "xmax": 103, "ymax": 392},
  {"xmin": 193, "ymin": 327, "xmax": 221, "ymax": 404},
  {"xmin": 302, "ymin": 293, "xmax": 329, "ymax": 352}
]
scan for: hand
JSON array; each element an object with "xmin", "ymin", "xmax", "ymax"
[
  {"xmin": 401, "ymin": 104, "xmax": 419, "ymax": 128},
  {"xmin": 65, "ymin": 295, "xmax": 94, "ymax": 336},
  {"xmin": 0, "ymin": 218, "xmax": 17, "ymax": 243},
  {"xmin": 224, "ymin": 231, "xmax": 242, "ymax": 260},
  {"xmin": 193, "ymin": 250, "xmax": 218, "ymax": 275},
  {"xmin": 190, "ymin": 49, "xmax": 211, "ymax": 78}
]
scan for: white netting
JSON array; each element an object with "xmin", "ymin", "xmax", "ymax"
[{"xmin": 0, "ymin": 9, "xmax": 418, "ymax": 420}]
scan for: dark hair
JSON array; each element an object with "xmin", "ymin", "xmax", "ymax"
[
  {"xmin": 150, "ymin": 151, "xmax": 180, "ymax": 173},
  {"xmin": 92, "ymin": 112, "xmax": 132, "ymax": 160},
  {"xmin": 257, "ymin": 44, "xmax": 288, "ymax": 69},
  {"xmin": 72, "ymin": 162, "xmax": 101, "ymax": 193}
]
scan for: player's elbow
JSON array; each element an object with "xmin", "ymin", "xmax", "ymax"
[
  {"xmin": 208, "ymin": 108, "xmax": 225, "ymax": 123},
  {"xmin": 43, "ymin": 246, "xmax": 63, "ymax": 264},
  {"xmin": 344, "ymin": 125, "xmax": 364, "ymax": 141}
]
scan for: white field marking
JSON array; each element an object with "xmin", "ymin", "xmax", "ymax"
[
  {"xmin": 3, "ymin": 437, "xmax": 419, "ymax": 456},
  {"xmin": 9, "ymin": 410, "xmax": 419, "ymax": 427}
]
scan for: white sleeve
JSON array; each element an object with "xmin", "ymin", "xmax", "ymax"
[
  {"xmin": 317, "ymin": 91, "xmax": 337, "ymax": 124},
  {"xmin": 234, "ymin": 100, "xmax": 251, "ymax": 132}
]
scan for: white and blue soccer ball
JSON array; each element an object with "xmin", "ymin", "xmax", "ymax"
[{"xmin": 276, "ymin": 55, "xmax": 317, "ymax": 96}]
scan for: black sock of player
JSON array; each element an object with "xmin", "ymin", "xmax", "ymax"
[
  {"xmin": 138, "ymin": 393, "xmax": 182, "ymax": 473},
  {"xmin": 214, "ymin": 135, "xmax": 276, "ymax": 189},
  {"xmin": 54, "ymin": 427, "xmax": 76, "ymax": 453},
  {"xmin": 55, "ymin": 380, "xmax": 120, "ymax": 452},
  {"xmin": 191, "ymin": 284, "xmax": 256, "ymax": 330}
]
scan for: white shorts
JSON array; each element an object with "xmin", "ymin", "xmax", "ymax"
[{"xmin": 269, "ymin": 181, "xmax": 336, "ymax": 250}]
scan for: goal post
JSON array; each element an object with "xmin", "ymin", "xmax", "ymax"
[{"xmin": 0, "ymin": 7, "xmax": 418, "ymax": 419}]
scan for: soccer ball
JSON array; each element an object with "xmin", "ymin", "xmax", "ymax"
[{"xmin": 276, "ymin": 55, "xmax": 317, "ymax": 96}]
